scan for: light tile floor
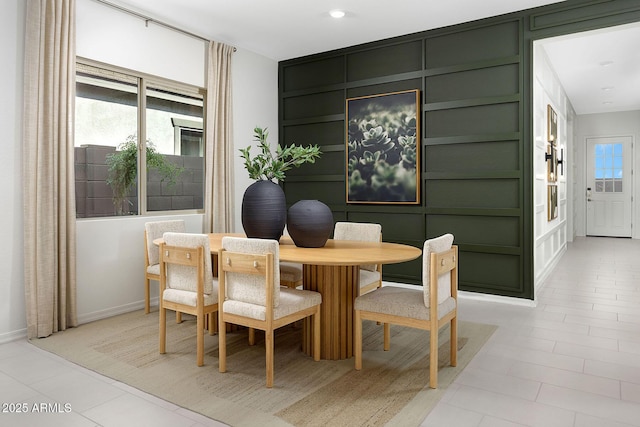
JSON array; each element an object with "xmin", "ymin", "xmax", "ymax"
[
  {"xmin": 1, "ymin": 236, "xmax": 638, "ymax": 426},
  {"xmin": 422, "ymin": 236, "xmax": 640, "ymax": 427},
  {"xmin": 0, "ymin": 339, "xmax": 228, "ymax": 427}
]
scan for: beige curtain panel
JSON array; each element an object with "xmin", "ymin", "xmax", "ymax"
[
  {"xmin": 204, "ymin": 41, "xmax": 235, "ymax": 233},
  {"xmin": 23, "ymin": 0, "xmax": 78, "ymax": 338}
]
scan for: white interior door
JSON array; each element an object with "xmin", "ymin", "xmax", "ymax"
[{"xmin": 586, "ymin": 136, "xmax": 633, "ymax": 237}]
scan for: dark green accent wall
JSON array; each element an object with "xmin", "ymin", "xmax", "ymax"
[{"xmin": 278, "ymin": 0, "xmax": 640, "ymax": 299}]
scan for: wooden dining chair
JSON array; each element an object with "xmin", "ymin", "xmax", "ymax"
[
  {"xmin": 144, "ymin": 220, "xmax": 185, "ymax": 314},
  {"xmin": 333, "ymin": 222, "xmax": 383, "ymax": 295},
  {"xmin": 354, "ymin": 233, "xmax": 458, "ymax": 389},
  {"xmin": 159, "ymin": 232, "xmax": 218, "ymax": 367},
  {"xmin": 218, "ymin": 237, "xmax": 322, "ymax": 388}
]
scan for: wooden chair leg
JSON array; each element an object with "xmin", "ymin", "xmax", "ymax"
[
  {"xmin": 208, "ymin": 312, "xmax": 215, "ymax": 336},
  {"xmin": 354, "ymin": 310, "xmax": 362, "ymax": 370},
  {"xmin": 196, "ymin": 314, "xmax": 204, "ymax": 367},
  {"xmin": 145, "ymin": 278, "xmax": 151, "ymax": 314},
  {"xmin": 266, "ymin": 329, "xmax": 274, "ymax": 388},
  {"xmin": 376, "ymin": 280, "xmax": 382, "ymax": 323},
  {"xmin": 450, "ymin": 317, "xmax": 457, "ymax": 367},
  {"xmin": 383, "ymin": 323, "xmax": 391, "ymax": 351},
  {"xmin": 429, "ymin": 328, "xmax": 438, "ymax": 389},
  {"xmin": 159, "ymin": 305, "xmax": 166, "ymax": 354},
  {"xmin": 176, "ymin": 311, "xmax": 182, "ymax": 324},
  {"xmin": 248, "ymin": 327, "xmax": 256, "ymax": 346},
  {"xmin": 219, "ymin": 319, "xmax": 226, "ymax": 373},
  {"xmin": 313, "ymin": 307, "xmax": 320, "ymax": 362}
]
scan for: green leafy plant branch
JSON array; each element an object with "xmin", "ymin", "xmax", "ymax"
[{"xmin": 240, "ymin": 126, "xmax": 322, "ymax": 181}]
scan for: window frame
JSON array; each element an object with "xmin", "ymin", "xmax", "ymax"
[{"xmin": 76, "ymin": 57, "xmax": 207, "ymax": 218}]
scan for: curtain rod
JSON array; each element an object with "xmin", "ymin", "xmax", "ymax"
[{"xmin": 92, "ymin": 0, "xmax": 236, "ymax": 51}]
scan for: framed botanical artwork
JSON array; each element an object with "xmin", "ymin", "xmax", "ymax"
[
  {"xmin": 547, "ymin": 104, "xmax": 557, "ymax": 145},
  {"xmin": 547, "ymin": 185, "xmax": 558, "ymax": 221},
  {"xmin": 346, "ymin": 89, "xmax": 420, "ymax": 204}
]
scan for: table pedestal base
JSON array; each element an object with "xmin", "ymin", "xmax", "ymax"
[{"xmin": 302, "ymin": 264, "xmax": 359, "ymax": 360}]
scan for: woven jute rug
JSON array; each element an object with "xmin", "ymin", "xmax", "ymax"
[{"xmin": 31, "ymin": 310, "xmax": 496, "ymax": 427}]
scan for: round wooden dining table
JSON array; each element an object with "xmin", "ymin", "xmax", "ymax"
[{"xmin": 206, "ymin": 233, "xmax": 422, "ymax": 360}]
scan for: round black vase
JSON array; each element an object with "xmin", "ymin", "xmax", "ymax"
[
  {"xmin": 241, "ymin": 180, "xmax": 286, "ymax": 240},
  {"xmin": 287, "ymin": 200, "xmax": 333, "ymax": 247}
]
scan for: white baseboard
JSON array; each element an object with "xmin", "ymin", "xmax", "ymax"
[
  {"xmin": 381, "ymin": 280, "xmax": 424, "ymax": 289},
  {"xmin": 535, "ymin": 245, "xmax": 568, "ymax": 297},
  {"xmin": 77, "ymin": 297, "xmax": 157, "ymax": 325},
  {"xmin": 0, "ymin": 299, "xmax": 159, "ymax": 345},
  {"xmin": 457, "ymin": 290, "xmax": 537, "ymax": 307},
  {"xmin": 0, "ymin": 328, "xmax": 27, "ymax": 344},
  {"xmin": 381, "ymin": 281, "xmax": 537, "ymax": 307}
]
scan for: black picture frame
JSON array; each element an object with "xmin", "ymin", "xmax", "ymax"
[{"xmin": 346, "ymin": 89, "xmax": 420, "ymax": 204}]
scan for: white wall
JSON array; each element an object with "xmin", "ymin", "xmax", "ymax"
[
  {"xmin": 230, "ymin": 51, "xmax": 279, "ymax": 230},
  {"xmin": 1, "ymin": 0, "xmax": 278, "ymax": 341},
  {"xmin": 76, "ymin": 0, "xmax": 206, "ymax": 87},
  {"xmin": 0, "ymin": 0, "xmax": 26, "ymax": 342},
  {"xmin": 575, "ymin": 111, "xmax": 640, "ymax": 238},
  {"xmin": 533, "ymin": 43, "xmax": 575, "ymax": 295},
  {"xmin": 76, "ymin": 215, "xmax": 203, "ymax": 323},
  {"xmin": 73, "ymin": 0, "xmax": 278, "ymax": 324}
]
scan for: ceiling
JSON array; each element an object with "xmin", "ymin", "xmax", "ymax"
[
  {"xmin": 538, "ymin": 22, "xmax": 640, "ymax": 115},
  {"xmin": 104, "ymin": 0, "xmax": 640, "ymax": 115},
  {"xmin": 104, "ymin": 0, "xmax": 566, "ymax": 60}
]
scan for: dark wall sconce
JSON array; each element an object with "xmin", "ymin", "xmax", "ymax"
[
  {"xmin": 557, "ymin": 148, "xmax": 563, "ymax": 176},
  {"xmin": 545, "ymin": 146, "xmax": 563, "ymax": 179},
  {"xmin": 545, "ymin": 146, "xmax": 556, "ymax": 182}
]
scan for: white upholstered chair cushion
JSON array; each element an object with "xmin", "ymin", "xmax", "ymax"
[
  {"xmin": 223, "ymin": 287, "xmax": 321, "ymax": 321},
  {"xmin": 333, "ymin": 222, "xmax": 381, "ymax": 272},
  {"xmin": 146, "ymin": 263, "xmax": 160, "ymax": 276},
  {"xmin": 163, "ymin": 232, "xmax": 216, "ymax": 297},
  {"xmin": 354, "ymin": 286, "xmax": 456, "ymax": 320},
  {"xmin": 279, "ymin": 261, "xmax": 303, "ymax": 285},
  {"xmin": 422, "ymin": 233, "xmax": 454, "ymax": 307},
  {"xmin": 145, "ymin": 220, "xmax": 185, "ymax": 266},
  {"xmin": 163, "ymin": 289, "xmax": 218, "ymax": 306},
  {"xmin": 221, "ymin": 237, "xmax": 281, "ymax": 307}
]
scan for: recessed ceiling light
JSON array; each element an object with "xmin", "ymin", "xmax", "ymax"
[
  {"xmin": 602, "ymin": 101, "xmax": 613, "ymax": 105},
  {"xmin": 329, "ymin": 9, "xmax": 345, "ymax": 18},
  {"xmin": 599, "ymin": 60, "xmax": 614, "ymax": 67},
  {"xmin": 601, "ymin": 86, "xmax": 614, "ymax": 91}
]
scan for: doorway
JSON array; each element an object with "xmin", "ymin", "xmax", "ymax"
[{"xmin": 586, "ymin": 136, "xmax": 633, "ymax": 237}]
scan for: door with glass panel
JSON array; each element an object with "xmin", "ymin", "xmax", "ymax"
[{"xmin": 586, "ymin": 136, "xmax": 633, "ymax": 237}]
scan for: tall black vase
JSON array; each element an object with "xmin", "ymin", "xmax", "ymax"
[{"xmin": 241, "ymin": 180, "xmax": 287, "ymax": 240}]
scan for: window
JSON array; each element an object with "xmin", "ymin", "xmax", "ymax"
[
  {"xmin": 75, "ymin": 62, "xmax": 205, "ymax": 217},
  {"xmin": 594, "ymin": 142, "xmax": 623, "ymax": 193},
  {"xmin": 171, "ymin": 118, "xmax": 203, "ymax": 156}
]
